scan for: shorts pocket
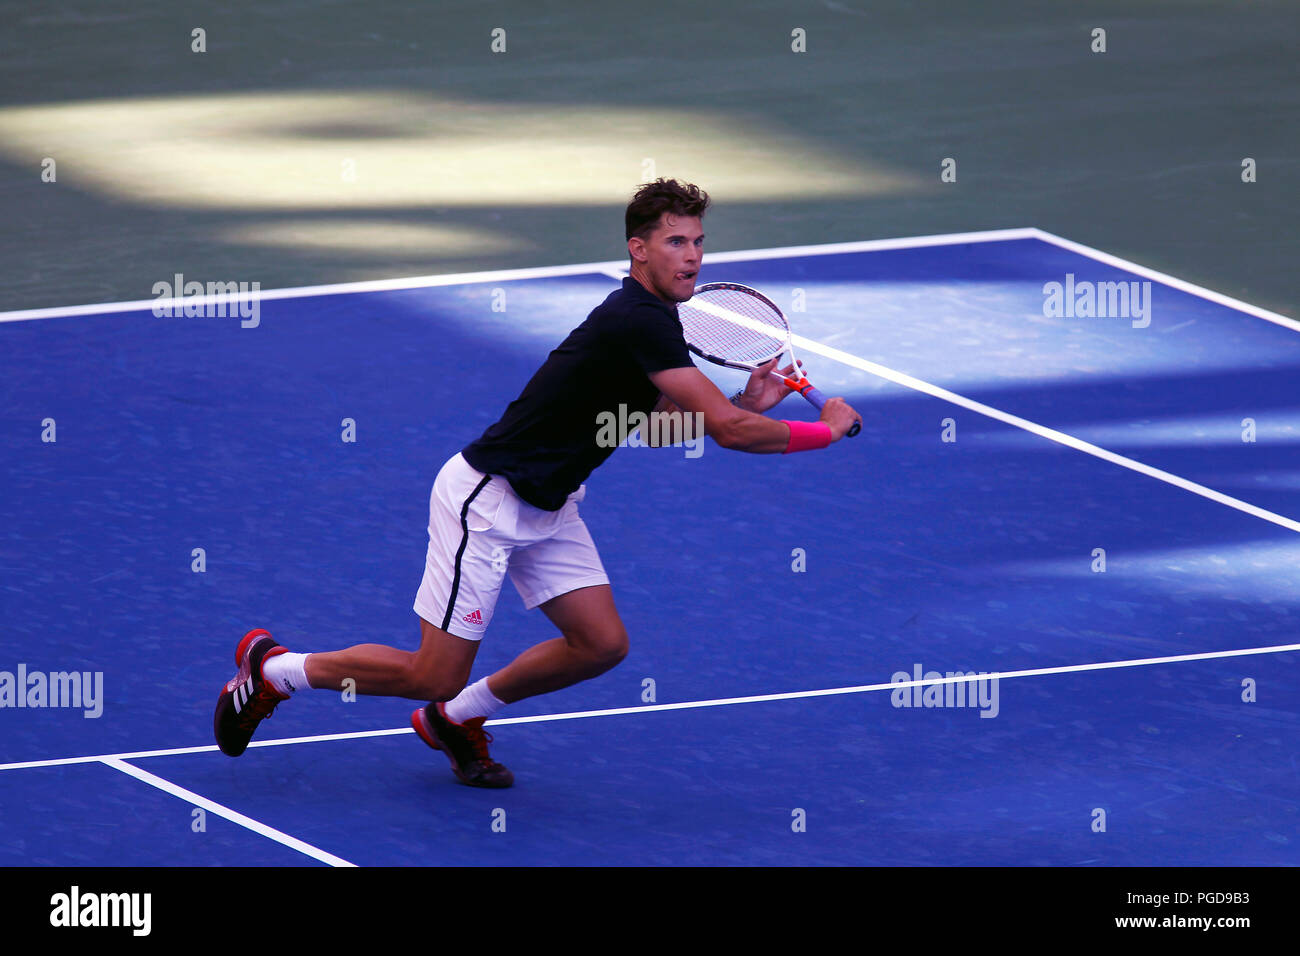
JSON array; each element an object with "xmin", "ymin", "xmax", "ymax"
[{"xmin": 466, "ymin": 478, "xmax": 508, "ymax": 532}]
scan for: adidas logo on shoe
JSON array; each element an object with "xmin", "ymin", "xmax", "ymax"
[{"xmin": 214, "ymin": 629, "xmax": 290, "ymax": 758}]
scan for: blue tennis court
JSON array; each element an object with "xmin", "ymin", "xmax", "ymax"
[{"xmin": 2, "ymin": 230, "xmax": 1298, "ymax": 866}]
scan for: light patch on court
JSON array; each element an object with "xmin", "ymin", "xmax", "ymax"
[
  {"xmin": 998, "ymin": 539, "xmax": 1300, "ymax": 604},
  {"xmin": 0, "ymin": 90, "xmax": 926, "ymax": 210},
  {"xmin": 1208, "ymin": 470, "xmax": 1300, "ymax": 492},
  {"xmin": 220, "ymin": 219, "xmax": 533, "ymax": 258},
  {"xmin": 968, "ymin": 411, "xmax": 1300, "ymax": 449},
  {"xmin": 779, "ymin": 279, "xmax": 1299, "ymax": 390}
]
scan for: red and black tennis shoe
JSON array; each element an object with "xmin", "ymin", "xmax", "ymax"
[
  {"xmin": 411, "ymin": 702, "xmax": 514, "ymax": 788},
  {"xmin": 214, "ymin": 629, "xmax": 290, "ymax": 757}
]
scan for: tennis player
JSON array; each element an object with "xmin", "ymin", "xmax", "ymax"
[{"xmin": 214, "ymin": 179, "xmax": 861, "ymax": 787}]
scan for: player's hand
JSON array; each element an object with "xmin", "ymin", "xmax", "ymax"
[
  {"xmin": 819, "ymin": 397, "xmax": 861, "ymax": 441},
  {"xmin": 737, "ymin": 358, "xmax": 802, "ymax": 413}
]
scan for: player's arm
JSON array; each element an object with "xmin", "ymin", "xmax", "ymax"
[
  {"xmin": 654, "ymin": 358, "xmax": 810, "ymax": 418},
  {"xmin": 650, "ymin": 392, "xmax": 678, "ymax": 416},
  {"xmin": 638, "ymin": 390, "xmax": 717, "ymax": 448},
  {"xmin": 633, "ymin": 392, "xmax": 686, "ymax": 447},
  {"xmin": 649, "ymin": 365, "xmax": 857, "ymax": 453}
]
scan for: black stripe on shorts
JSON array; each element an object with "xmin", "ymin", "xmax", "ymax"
[{"xmin": 441, "ymin": 473, "xmax": 493, "ymax": 632}]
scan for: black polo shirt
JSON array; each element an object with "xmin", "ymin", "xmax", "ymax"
[{"xmin": 462, "ymin": 276, "xmax": 695, "ymax": 511}]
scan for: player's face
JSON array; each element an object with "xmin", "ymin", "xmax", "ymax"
[{"xmin": 632, "ymin": 213, "xmax": 704, "ymax": 303}]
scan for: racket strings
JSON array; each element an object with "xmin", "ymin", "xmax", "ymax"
[{"xmin": 679, "ymin": 289, "xmax": 788, "ymax": 365}]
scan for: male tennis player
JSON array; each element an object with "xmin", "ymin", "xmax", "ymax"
[{"xmin": 214, "ymin": 179, "xmax": 860, "ymax": 787}]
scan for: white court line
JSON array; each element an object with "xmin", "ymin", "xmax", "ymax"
[
  {"xmin": 100, "ymin": 757, "xmax": 356, "ymax": 867},
  {"xmin": 3, "ymin": 226, "xmax": 1294, "ymax": 333},
  {"xmin": 791, "ymin": 332, "xmax": 1300, "ymax": 534},
  {"xmin": 0, "ymin": 228, "xmax": 1042, "ymax": 323},
  {"xmin": 4, "ymin": 642, "xmax": 1296, "ymax": 773},
  {"xmin": 0, "ymin": 727, "xmax": 416, "ymax": 772},
  {"xmin": 0, "ymin": 746, "xmax": 216, "ymax": 772},
  {"xmin": 0, "ymin": 260, "xmax": 629, "ymax": 323},
  {"xmin": 2, "ymin": 223, "xmax": 1293, "ymax": 350},
  {"xmin": 488, "ymin": 641, "xmax": 1300, "ymax": 723},
  {"xmin": 1027, "ymin": 228, "xmax": 1298, "ymax": 332}
]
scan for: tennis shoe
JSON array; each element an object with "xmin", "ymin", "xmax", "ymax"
[
  {"xmin": 214, "ymin": 628, "xmax": 289, "ymax": 757},
  {"xmin": 411, "ymin": 702, "xmax": 514, "ymax": 788}
]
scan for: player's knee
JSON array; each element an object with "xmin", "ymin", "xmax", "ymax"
[
  {"xmin": 607, "ymin": 633, "xmax": 629, "ymax": 666},
  {"xmin": 586, "ymin": 628, "xmax": 628, "ymax": 670},
  {"xmin": 406, "ymin": 662, "xmax": 464, "ymax": 702}
]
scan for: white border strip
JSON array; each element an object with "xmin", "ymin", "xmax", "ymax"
[
  {"xmin": 0, "ymin": 260, "xmax": 630, "ymax": 324},
  {"xmin": 696, "ymin": 227, "xmax": 1041, "ymax": 264},
  {"xmin": 3, "ymin": 227, "xmax": 1291, "ymax": 333},
  {"xmin": 1027, "ymin": 228, "xmax": 1298, "ymax": 332},
  {"xmin": 4, "ymin": 642, "xmax": 1295, "ymax": 772},
  {"xmin": 0, "ymin": 727, "xmax": 418, "ymax": 771},
  {"xmin": 0, "ymin": 228, "xmax": 1041, "ymax": 323},
  {"xmin": 488, "ymin": 640, "xmax": 1300, "ymax": 724},
  {"xmin": 101, "ymin": 757, "xmax": 356, "ymax": 867}
]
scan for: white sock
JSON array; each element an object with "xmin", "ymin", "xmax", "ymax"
[
  {"xmin": 444, "ymin": 677, "xmax": 506, "ymax": 725},
  {"xmin": 262, "ymin": 652, "xmax": 311, "ymax": 696}
]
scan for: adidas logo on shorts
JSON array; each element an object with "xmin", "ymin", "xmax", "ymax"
[{"xmin": 462, "ymin": 609, "xmax": 484, "ymax": 626}]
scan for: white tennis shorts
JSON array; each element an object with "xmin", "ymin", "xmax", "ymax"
[{"xmin": 413, "ymin": 452, "xmax": 610, "ymax": 641}]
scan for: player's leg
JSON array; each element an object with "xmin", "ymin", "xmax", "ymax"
[
  {"xmin": 400, "ymin": 456, "xmax": 520, "ymax": 787},
  {"xmin": 449, "ymin": 488, "xmax": 623, "ymax": 712},
  {"xmin": 484, "ymin": 583, "xmax": 628, "ymax": 704},
  {"xmin": 413, "ymin": 580, "xmax": 624, "ymax": 788},
  {"xmin": 304, "ymin": 616, "xmax": 478, "ymax": 700},
  {"xmin": 215, "ymin": 609, "xmax": 486, "ymax": 763},
  {"xmin": 214, "ymin": 452, "xmax": 509, "ymax": 758},
  {"xmin": 289, "ymin": 449, "xmax": 507, "ymax": 701}
]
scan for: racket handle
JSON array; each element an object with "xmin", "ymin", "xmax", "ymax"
[{"xmin": 791, "ymin": 381, "xmax": 861, "ymax": 439}]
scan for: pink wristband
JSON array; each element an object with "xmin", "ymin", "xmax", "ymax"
[{"xmin": 781, "ymin": 420, "xmax": 833, "ymax": 453}]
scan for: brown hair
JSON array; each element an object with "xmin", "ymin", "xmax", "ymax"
[{"xmin": 625, "ymin": 178, "xmax": 710, "ymax": 241}]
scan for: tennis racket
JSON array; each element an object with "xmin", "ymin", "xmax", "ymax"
[{"xmin": 678, "ymin": 281, "xmax": 860, "ymax": 437}]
